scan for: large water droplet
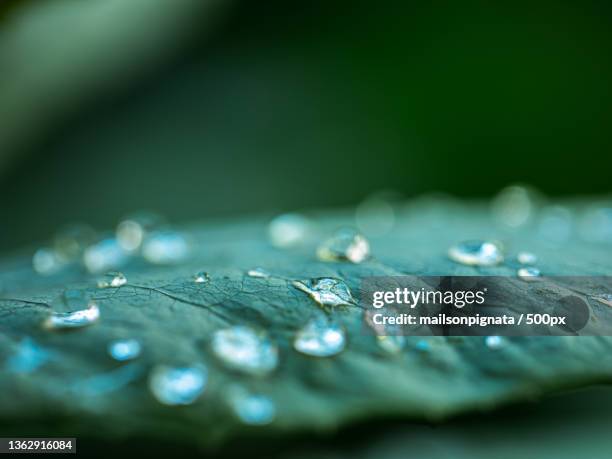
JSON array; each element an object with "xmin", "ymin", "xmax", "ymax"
[
  {"xmin": 5, "ymin": 338, "xmax": 52, "ymax": 373},
  {"xmin": 517, "ymin": 251, "xmax": 537, "ymax": 265},
  {"xmin": 43, "ymin": 302, "xmax": 100, "ymax": 330},
  {"xmin": 97, "ymin": 271, "xmax": 127, "ymax": 288},
  {"xmin": 142, "ymin": 231, "xmax": 189, "ymax": 265},
  {"xmin": 193, "ymin": 271, "xmax": 210, "ymax": 284},
  {"xmin": 268, "ymin": 213, "xmax": 309, "ymax": 248},
  {"xmin": 247, "ymin": 268, "xmax": 270, "ymax": 278},
  {"xmin": 108, "ymin": 339, "xmax": 141, "ymax": 361},
  {"xmin": 227, "ymin": 386, "xmax": 276, "ymax": 426},
  {"xmin": 211, "ymin": 326, "xmax": 278, "ymax": 375},
  {"xmin": 317, "ymin": 228, "xmax": 370, "ymax": 263},
  {"xmin": 448, "ymin": 240, "xmax": 504, "ymax": 266},
  {"xmin": 116, "ymin": 212, "xmax": 164, "ymax": 252},
  {"xmin": 517, "ymin": 267, "xmax": 541, "ymax": 281},
  {"xmin": 149, "ymin": 365, "xmax": 207, "ymax": 406},
  {"xmin": 292, "ymin": 278, "xmax": 354, "ymax": 307},
  {"xmin": 83, "ymin": 238, "xmax": 128, "ymax": 274},
  {"xmin": 33, "ymin": 247, "xmax": 65, "ymax": 275},
  {"xmin": 293, "ymin": 317, "xmax": 346, "ymax": 357}
]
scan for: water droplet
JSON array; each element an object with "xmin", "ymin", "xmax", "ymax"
[
  {"xmin": 227, "ymin": 386, "xmax": 276, "ymax": 426},
  {"xmin": 149, "ymin": 365, "xmax": 207, "ymax": 406},
  {"xmin": 517, "ymin": 267, "xmax": 541, "ymax": 281},
  {"xmin": 142, "ymin": 231, "xmax": 189, "ymax": 265},
  {"xmin": 83, "ymin": 238, "xmax": 128, "ymax": 274},
  {"xmin": 448, "ymin": 240, "xmax": 504, "ymax": 266},
  {"xmin": 485, "ymin": 335, "xmax": 503, "ymax": 349},
  {"xmin": 108, "ymin": 339, "xmax": 141, "ymax": 361},
  {"xmin": 43, "ymin": 302, "xmax": 100, "ymax": 330},
  {"xmin": 293, "ymin": 317, "xmax": 346, "ymax": 357},
  {"xmin": 116, "ymin": 212, "xmax": 164, "ymax": 252},
  {"xmin": 491, "ymin": 185, "xmax": 537, "ymax": 228},
  {"xmin": 355, "ymin": 193, "xmax": 397, "ymax": 237},
  {"xmin": 211, "ymin": 326, "xmax": 278, "ymax": 375},
  {"xmin": 292, "ymin": 277, "xmax": 354, "ymax": 307},
  {"xmin": 33, "ymin": 247, "xmax": 65, "ymax": 275},
  {"xmin": 376, "ymin": 335, "xmax": 406, "ymax": 354},
  {"xmin": 193, "ymin": 271, "xmax": 210, "ymax": 283},
  {"xmin": 517, "ymin": 251, "xmax": 537, "ymax": 265},
  {"xmin": 247, "ymin": 268, "xmax": 270, "ymax": 278},
  {"xmin": 97, "ymin": 271, "xmax": 127, "ymax": 288},
  {"xmin": 317, "ymin": 228, "xmax": 370, "ymax": 263},
  {"xmin": 5, "ymin": 338, "xmax": 52, "ymax": 373},
  {"xmin": 54, "ymin": 223, "xmax": 97, "ymax": 261},
  {"xmin": 592, "ymin": 293, "xmax": 612, "ymax": 307},
  {"xmin": 268, "ymin": 213, "xmax": 309, "ymax": 248}
]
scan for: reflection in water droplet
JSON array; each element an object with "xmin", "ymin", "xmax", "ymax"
[
  {"xmin": 317, "ymin": 228, "xmax": 370, "ymax": 263},
  {"xmin": 43, "ymin": 302, "xmax": 100, "ymax": 330},
  {"xmin": 292, "ymin": 278, "xmax": 354, "ymax": 307},
  {"xmin": 33, "ymin": 248, "xmax": 65, "ymax": 275},
  {"xmin": 517, "ymin": 267, "xmax": 541, "ymax": 281},
  {"xmin": 108, "ymin": 339, "xmax": 141, "ymax": 361},
  {"xmin": 485, "ymin": 335, "xmax": 503, "ymax": 349},
  {"xmin": 491, "ymin": 185, "xmax": 536, "ymax": 228},
  {"xmin": 149, "ymin": 365, "xmax": 207, "ymax": 406},
  {"xmin": 97, "ymin": 272, "xmax": 127, "ymax": 288},
  {"xmin": 355, "ymin": 194, "xmax": 396, "ymax": 237},
  {"xmin": 117, "ymin": 212, "xmax": 163, "ymax": 252},
  {"xmin": 376, "ymin": 335, "xmax": 406, "ymax": 354},
  {"xmin": 83, "ymin": 238, "xmax": 128, "ymax": 274},
  {"xmin": 142, "ymin": 231, "xmax": 189, "ymax": 265},
  {"xmin": 5, "ymin": 338, "xmax": 52, "ymax": 373},
  {"xmin": 517, "ymin": 251, "xmax": 537, "ymax": 265},
  {"xmin": 448, "ymin": 240, "xmax": 504, "ymax": 266},
  {"xmin": 193, "ymin": 271, "xmax": 210, "ymax": 284},
  {"xmin": 268, "ymin": 213, "xmax": 309, "ymax": 248},
  {"xmin": 247, "ymin": 268, "xmax": 270, "ymax": 278},
  {"xmin": 294, "ymin": 317, "xmax": 346, "ymax": 357},
  {"xmin": 212, "ymin": 326, "xmax": 278, "ymax": 375},
  {"xmin": 227, "ymin": 386, "xmax": 276, "ymax": 426}
]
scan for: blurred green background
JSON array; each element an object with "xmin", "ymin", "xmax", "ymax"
[{"xmin": 1, "ymin": 0, "xmax": 611, "ymax": 251}]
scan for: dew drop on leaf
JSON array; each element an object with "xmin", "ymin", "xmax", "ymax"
[
  {"xmin": 517, "ymin": 251, "xmax": 537, "ymax": 265},
  {"xmin": 97, "ymin": 271, "xmax": 127, "ymax": 288},
  {"xmin": 293, "ymin": 317, "xmax": 346, "ymax": 357},
  {"xmin": 193, "ymin": 271, "xmax": 210, "ymax": 284},
  {"xmin": 448, "ymin": 240, "xmax": 504, "ymax": 266},
  {"xmin": 43, "ymin": 302, "xmax": 100, "ymax": 330},
  {"xmin": 485, "ymin": 335, "xmax": 504, "ymax": 349},
  {"xmin": 107, "ymin": 339, "xmax": 141, "ymax": 361},
  {"xmin": 148, "ymin": 365, "xmax": 207, "ymax": 406},
  {"xmin": 211, "ymin": 326, "xmax": 278, "ymax": 375},
  {"xmin": 517, "ymin": 267, "xmax": 541, "ymax": 281},
  {"xmin": 316, "ymin": 228, "xmax": 370, "ymax": 263},
  {"xmin": 247, "ymin": 268, "xmax": 270, "ymax": 278},
  {"xmin": 227, "ymin": 386, "xmax": 276, "ymax": 426},
  {"xmin": 292, "ymin": 277, "xmax": 354, "ymax": 307}
]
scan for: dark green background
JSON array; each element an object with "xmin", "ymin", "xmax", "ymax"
[{"xmin": 1, "ymin": 0, "xmax": 611, "ymax": 251}]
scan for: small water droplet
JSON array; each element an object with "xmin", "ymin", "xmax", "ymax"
[
  {"xmin": 117, "ymin": 212, "xmax": 164, "ymax": 252},
  {"xmin": 43, "ymin": 302, "xmax": 100, "ymax": 330},
  {"xmin": 212, "ymin": 326, "xmax": 278, "ymax": 375},
  {"xmin": 97, "ymin": 271, "xmax": 127, "ymax": 288},
  {"xmin": 149, "ymin": 365, "xmax": 207, "ymax": 406},
  {"xmin": 591, "ymin": 293, "xmax": 612, "ymax": 307},
  {"xmin": 142, "ymin": 231, "xmax": 189, "ymax": 265},
  {"xmin": 5, "ymin": 338, "xmax": 52, "ymax": 373},
  {"xmin": 491, "ymin": 185, "xmax": 537, "ymax": 228},
  {"xmin": 227, "ymin": 386, "xmax": 276, "ymax": 426},
  {"xmin": 108, "ymin": 339, "xmax": 141, "ymax": 361},
  {"xmin": 268, "ymin": 213, "xmax": 310, "ymax": 248},
  {"xmin": 317, "ymin": 228, "xmax": 370, "ymax": 263},
  {"xmin": 376, "ymin": 335, "xmax": 406, "ymax": 354},
  {"xmin": 33, "ymin": 247, "xmax": 65, "ymax": 275},
  {"xmin": 83, "ymin": 238, "xmax": 128, "ymax": 274},
  {"xmin": 247, "ymin": 268, "xmax": 270, "ymax": 278},
  {"xmin": 485, "ymin": 335, "xmax": 504, "ymax": 349},
  {"xmin": 517, "ymin": 251, "xmax": 537, "ymax": 265},
  {"xmin": 193, "ymin": 271, "xmax": 210, "ymax": 284},
  {"xmin": 517, "ymin": 267, "xmax": 541, "ymax": 281},
  {"xmin": 292, "ymin": 277, "xmax": 354, "ymax": 307},
  {"xmin": 293, "ymin": 317, "xmax": 346, "ymax": 357},
  {"xmin": 448, "ymin": 240, "xmax": 504, "ymax": 266}
]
